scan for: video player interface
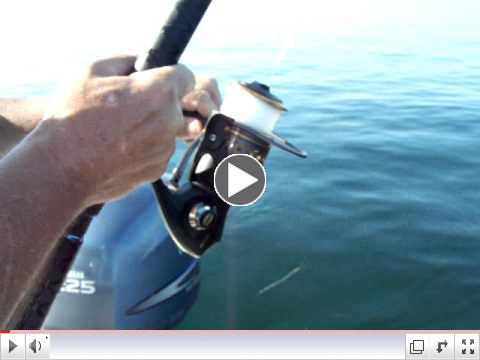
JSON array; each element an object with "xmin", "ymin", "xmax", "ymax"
[{"xmin": 1, "ymin": 1, "xmax": 480, "ymax": 360}]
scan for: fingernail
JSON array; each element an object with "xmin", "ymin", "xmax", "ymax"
[{"xmin": 188, "ymin": 119, "xmax": 202, "ymax": 134}]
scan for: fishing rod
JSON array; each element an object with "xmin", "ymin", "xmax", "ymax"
[{"xmin": 12, "ymin": 0, "xmax": 212, "ymax": 329}]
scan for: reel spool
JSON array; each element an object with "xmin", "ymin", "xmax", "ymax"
[{"xmin": 154, "ymin": 81, "xmax": 307, "ymax": 258}]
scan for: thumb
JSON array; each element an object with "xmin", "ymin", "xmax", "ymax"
[{"xmin": 88, "ymin": 55, "xmax": 137, "ymax": 77}]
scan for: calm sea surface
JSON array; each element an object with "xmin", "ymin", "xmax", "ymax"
[
  {"xmin": 2, "ymin": 7, "xmax": 480, "ymax": 329},
  {"xmin": 179, "ymin": 24, "xmax": 480, "ymax": 329}
]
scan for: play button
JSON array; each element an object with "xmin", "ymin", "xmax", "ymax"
[
  {"xmin": 214, "ymin": 154, "xmax": 266, "ymax": 206},
  {"xmin": 9, "ymin": 340, "xmax": 17, "ymax": 353},
  {"xmin": 1, "ymin": 334, "xmax": 25, "ymax": 359},
  {"xmin": 227, "ymin": 163, "xmax": 258, "ymax": 197}
]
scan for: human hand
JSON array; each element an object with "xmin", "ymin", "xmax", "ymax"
[{"xmin": 36, "ymin": 55, "xmax": 218, "ymax": 206}]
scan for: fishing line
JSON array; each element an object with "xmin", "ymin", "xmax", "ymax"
[{"xmin": 268, "ymin": 19, "xmax": 300, "ymax": 85}]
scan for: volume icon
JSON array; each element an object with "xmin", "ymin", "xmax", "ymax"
[{"xmin": 29, "ymin": 338, "xmax": 42, "ymax": 354}]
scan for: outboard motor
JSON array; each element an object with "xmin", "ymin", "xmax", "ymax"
[{"xmin": 44, "ymin": 185, "xmax": 199, "ymax": 329}]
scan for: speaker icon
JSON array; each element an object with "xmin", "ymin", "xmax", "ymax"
[{"xmin": 29, "ymin": 338, "xmax": 42, "ymax": 354}]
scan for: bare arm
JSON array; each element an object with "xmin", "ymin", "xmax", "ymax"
[
  {"xmin": 0, "ymin": 56, "xmax": 221, "ymax": 328},
  {"xmin": 0, "ymin": 121, "xmax": 87, "ymax": 327},
  {"xmin": 0, "ymin": 98, "xmax": 46, "ymax": 156}
]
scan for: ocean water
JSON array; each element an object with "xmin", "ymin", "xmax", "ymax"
[
  {"xmin": 177, "ymin": 17, "xmax": 480, "ymax": 329},
  {"xmin": 2, "ymin": 1, "xmax": 480, "ymax": 329}
]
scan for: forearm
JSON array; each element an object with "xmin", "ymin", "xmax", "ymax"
[
  {"xmin": 0, "ymin": 98, "xmax": 47, "ymax": 157},
  {"xmin": 0, "ymin": 121, "xmax": 87, "ymax": 328}
]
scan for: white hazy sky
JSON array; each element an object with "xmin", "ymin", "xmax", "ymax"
[{"xmin": 0, "ymin": 0, "xmax": 479, "ymax": 89}]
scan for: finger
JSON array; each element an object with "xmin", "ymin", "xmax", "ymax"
[
  {"xmin": 179, "ymin": 117, "xmax": 203, "ymax": 140},
  {"xmin": 131, "ymin": 64, "xmax": 195, "ymax": 103},
  {"xmin": 195, "ymin": 77, "xmax": 222, "ymax": 108},
  {"xmin": 131, "ymin": 65, "xmax": 194, "ymax": 135},
  {"xmin": 106, "ymin": 148, "xmax": 174, "ymax": 186},
  {"xmin": 88, "ymin": 55, "xmax": 137, "ymax": 77},
  {"xmin": 182, "ymin": 89, "xmax": 218, "ymax": 118},
  {"xmin": 179, "ymin": 88, "xmax": 219, "ymax": 140},
  {"xmin": 128, "ymin": 110, "xmax": 178, "ymax": 152}
]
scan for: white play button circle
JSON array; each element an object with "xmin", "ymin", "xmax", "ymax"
[{"xmin": 214, "ymin": 154, "xmax": 266, "ymax": 206}]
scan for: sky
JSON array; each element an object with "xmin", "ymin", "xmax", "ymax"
[{"xmin": 0, "ymin": 0, "xmax": 479, "ymax": 90}]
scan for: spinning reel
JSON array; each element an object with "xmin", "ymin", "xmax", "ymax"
[{"xmin": 153, "ymin": 81, "xmax": 307, "ymax": 258}]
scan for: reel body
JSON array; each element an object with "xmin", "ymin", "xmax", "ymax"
[{"xmin": 154, "ymin": 82, "xmax": 306, "ymax": 258}]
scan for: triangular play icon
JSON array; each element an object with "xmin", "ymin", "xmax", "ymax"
[
  {"xmin": 227, "ymin": 163, "xmax": 258, "ymax": 198},
  {"xmin": 9, "ymin": 339, "xmax": 17, "ymax": 353}
]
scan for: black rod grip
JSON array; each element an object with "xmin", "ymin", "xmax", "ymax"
[{"xmin": 138, "ymin": 0, "xmax": 212, "ymax": 70}]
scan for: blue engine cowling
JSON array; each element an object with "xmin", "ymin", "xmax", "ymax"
[{"xmin": 43, "ymin": 184, "xmax": 200, "ymax": 329}]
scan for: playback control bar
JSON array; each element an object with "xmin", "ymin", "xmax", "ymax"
[{"xmin": 0, "ymin": 331, "xmax": 479, "ymax": 359}]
